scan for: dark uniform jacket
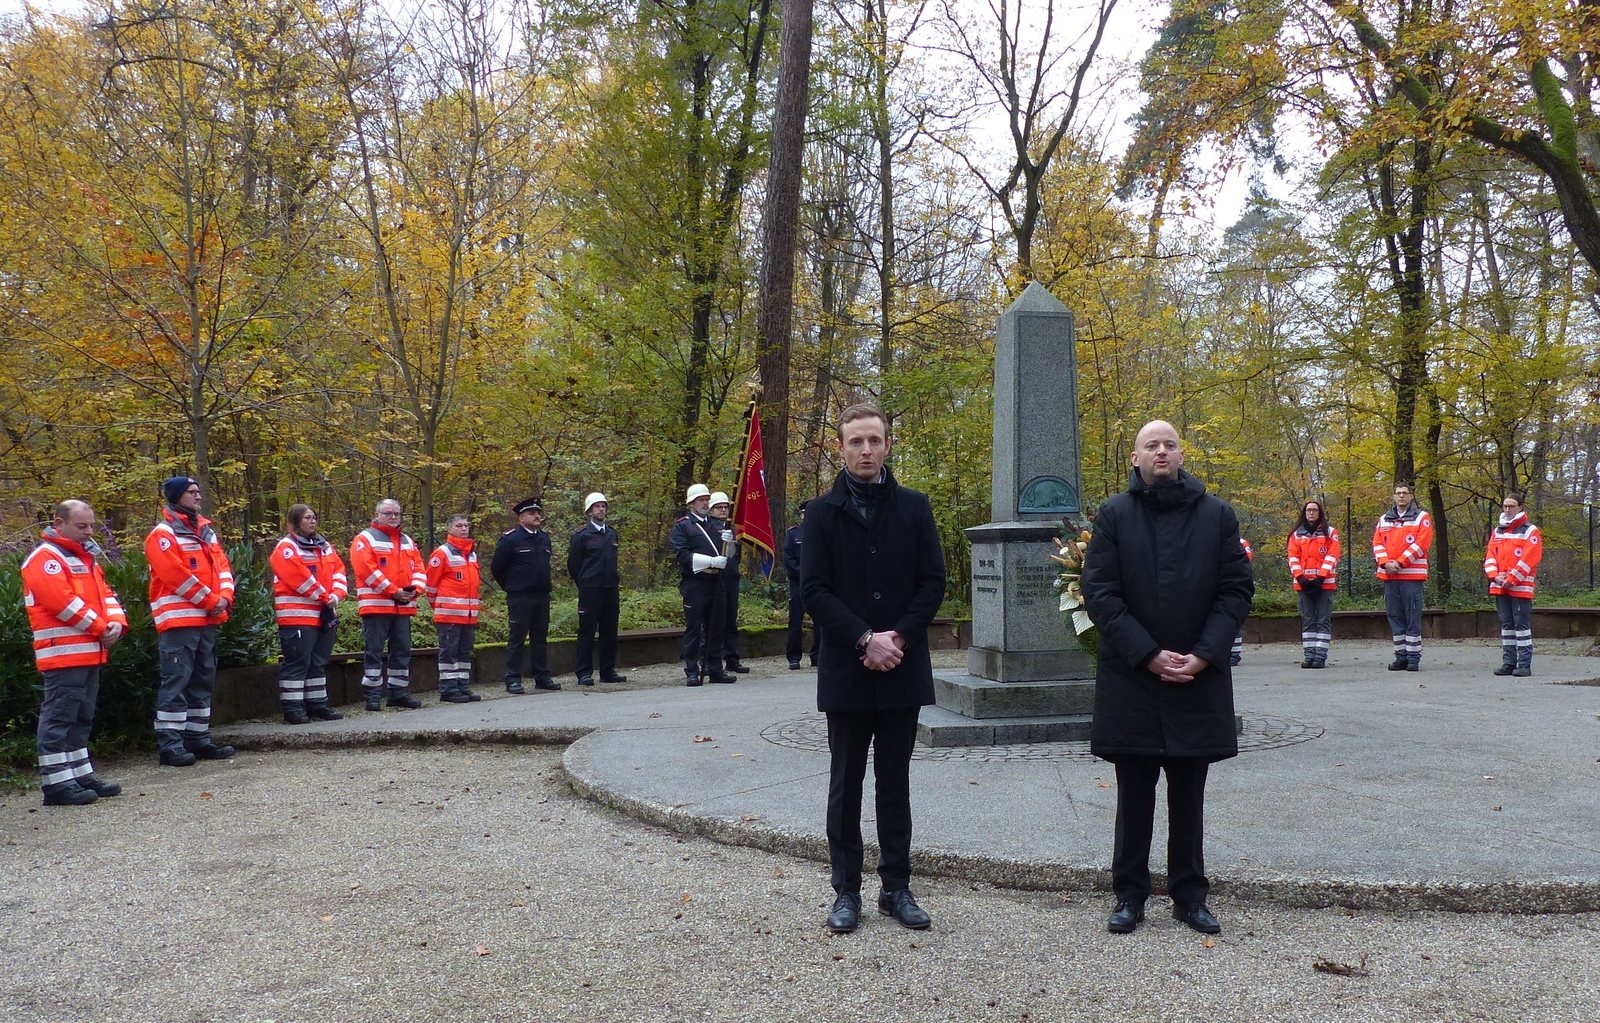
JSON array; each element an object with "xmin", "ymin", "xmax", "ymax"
[
  {"xmin": 668, "ymin": 513, "xmax": 723, "ymax": 581},
  {"xmin": 491, "ymin": 527, "xmax": 553, "ymax": 594},
  {"xmin": 782, "ymin": 525, "xmax": 803, "ymax": 582},
  {"xmin": 801, "ymin": 467, "xmax": 946, "ymax": 714},
  {"xmin": 1083, "ymin": 468, "xmax": 1254, "ymax": 763},
  {"xmin": 567, "ymin": 522, "xmax": 620, "ymax": 589}
]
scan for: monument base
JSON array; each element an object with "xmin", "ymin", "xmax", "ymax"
[{"xmin": 923, "ymin": 670, "xmax": 1096, "ymax": 747}]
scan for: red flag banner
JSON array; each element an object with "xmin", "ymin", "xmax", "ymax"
[{"xmin": 732, "ymin": 403, "xmax": 777, "ymax": 574}]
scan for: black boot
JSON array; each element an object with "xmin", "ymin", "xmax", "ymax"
[
  {"xmin": 42, "ymin": 783, "xmax": 97, "ymax": 806},
  {"xmin": 387, "ymin": 687, "xmax": 421, "ymax": 709},
  {"xmin": 78, "ymin": 775, "xmax": 121, "ymax": 798},
  {"xmin": 364, "ymin": 689, "xmax": 384, "ymax": 711},
  {"xmin": 282, "ymin": 703, "xmax": 311, "ymax": 725},
  {"xmin": 307, "ymin": 702, "xmax": 344, "ymax": 721}
]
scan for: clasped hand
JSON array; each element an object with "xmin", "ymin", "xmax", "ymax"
[
  {"xmin": 860, "ymin": 630, "xmax": 906, "ymax": 671},
  {"xmin": 1147, "ymin": 649, "xmax": 1208, "ymax": 683}
]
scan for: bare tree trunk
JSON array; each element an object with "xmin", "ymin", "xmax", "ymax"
[{"xmin": 753, "ymin": 0, "xmax": 813, "ymax": 574}]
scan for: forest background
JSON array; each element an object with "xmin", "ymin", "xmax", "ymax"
[{"xmin": 2, "ymin": 0, "xmax": 1599, "ymax": 613}]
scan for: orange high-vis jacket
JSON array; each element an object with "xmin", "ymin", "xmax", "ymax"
[
  {"xmin": 21, "ymin": 531, "xmax": 126, "ymax": 671},
  {"xmin": 1287, "ymin": 525, "xmax": 1341, "ymax": 591},
  {"xmin": 1372, "ymin": 504, "xmax": 1432, "ymax": 582},
  {"xmin": 349, "ymin": 522, "xmax": 427, "ymax": 616},
  {"xmin": 271, "ymin": 534, "xmax": 349, "ymax": 627},
  {"xmin": 426, "ymin": 536, "xmax": 481, "ymax": 625},
  {"xmin": 1484, "ymin": 515, "xmax": 1543, "ymax": 599},
  {"xmin": 1240, "ymin": 536, "xmax": 1254, "ymax": 562},
  {"xmin": 146, "ymin": 507, "xmax": 234, "ymax": 631}
]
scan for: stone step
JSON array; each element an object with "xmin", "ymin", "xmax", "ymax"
[
  {"xmin": 917, "ymin": 705, "xmax": 1092, "ymax": 747},
  {"xmin": 933, "ymin": 671, "xmax": 1095, "ymax": 719}
]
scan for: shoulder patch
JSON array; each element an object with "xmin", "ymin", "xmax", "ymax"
[
  {"xmin": 158, "ymin": 536, "xmax": 172, "ymax": 551},
  {"xmin": 43, "ymin": 559, "xmax": 63, "ymax": 575}
]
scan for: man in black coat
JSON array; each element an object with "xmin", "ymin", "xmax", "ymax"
[
  {"xmin": 1082, "ymin": 420, "xmax": 1254, "ymax": 937},
  {"xmin": 782, "ymin": 500, "xmax": 818, "ymax": 669},
  {"xmin": 491, "ymin": 496, "xmax": 559, "ymax": 694},
  {"xmin": 668, "ymin": 484, "xmax": 731, "ymax": 686},
  {"xmin": 567, "ymin": 492, "xmax": 627, "ymax": 686},
  {"xmin": 802, "ymin": 403, "xmax": 946, "ymax": 934}
]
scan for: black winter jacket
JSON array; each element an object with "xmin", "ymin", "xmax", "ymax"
[
  {"xmin": 801, "ymin": 467, "xmax": 946, "ymax": 714},
  {"xmin": 491, "ymin": 527, "xmax": 552, "ymax": 594},
  {"xmin": 1083, "ymin": 468, "xmax": 1254, "ymax": 762},
  {"xmin": 566, "ymin": 522, "xmax": 620, "ymax": 589}
]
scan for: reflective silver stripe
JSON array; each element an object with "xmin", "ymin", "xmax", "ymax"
[
  {"xmin": 39, "ymin": 642, "xmax": 101, "ymax": 658},
  {"xmin": 34, "ymin": 626, "xmax": 88, "ymax": 640},
  {"xmin": 57, "ymin": 597, "xmax": 87, "ymax": 620},
  {"xmin": 40, "ymin": 766, "xmax": 76, "ymax": 786},
  {"xmin": 37, "ymin": 749, "xmax": 75, "ymax": 766}
]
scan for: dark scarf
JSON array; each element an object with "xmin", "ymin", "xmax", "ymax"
[{"xmin": 842, "ymin": 466, "xmax": 890, "ymax": 524}]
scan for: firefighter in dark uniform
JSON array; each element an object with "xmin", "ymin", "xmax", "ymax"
[
  {"xmin": 783, "ymin": 499, "xmax": 819, "ymax": 669},
  {"xmin": 709, "ymin": 491, "xmax": 749, "ymax": 674},
  {"xmin": 491, "ymin": 496, "xmax": 559, "ymax": 694},
  {"xmin": 669, "ymin": 483, "xmax": 732, "ymax": 686},
  {"xmin": 567, "ymin": 491, "xmax": 627, "ymax": 686}
]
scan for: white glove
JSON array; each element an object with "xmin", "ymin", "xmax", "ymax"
[
  {"xmin": 692, "ymin": 553, "xmax": 716, "ymax": 573},
  {"xmin": 711, "ymin": 555, "xmax": 727, "ymax": 569},
  {"xmin": 721, "ymin": 530, "xmax": 733, "ymax": 544}
]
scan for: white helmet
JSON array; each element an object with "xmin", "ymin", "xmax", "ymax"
[
  {"xmin": 584, "ymin": 492, "xmax": 608, "ymax": 513},
  {"xmin": 708, "ymin": 491, "xmax": 731, "ymax": 509},
  {"xmin": 685, "ymin": 483, "xmax": 711, "ymax": 503}
]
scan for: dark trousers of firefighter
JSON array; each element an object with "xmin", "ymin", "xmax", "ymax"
[
  {"xmin": 679, "ymin": 574, "xmax": 725, "ymax": 675},
  {"xmin": 825, "ymin": 706, "xmax": 919, "ymax": 895},
  {"xmin": 1112, "ymin": 756, "xmax": 1210, "ymax": 907},
  {"xmin": 155, "ymin": 626, "xmax": 218, "ymax": 754},
  {"xmin": 575, "ymin": 586, "xmax": 620, "ymax": 680},
  {"xmin": 37, "ymin": 665, "xmax": 100, "ymax": 793},
  {"xmin": 278, "ymin": 622, "xmax": 337, "ymax": 707},
  {"xmin": 786, "ymin": 587, "xmax": 818, "ymax": 665},
  {"xmin": 505, "ymin": 592, "xmax": 551, "ymax": 684},
  {"xmin": 361, "ymin": 615, "xmax": 412, "ymax": 693},
  {"xmin": 722, "ymin": 574, "xmax": 740, "ymax": 664}
]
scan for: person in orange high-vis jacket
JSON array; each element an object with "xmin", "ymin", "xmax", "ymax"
[
  {"xmin": 22, "ymin": 500, "xmax": 127, "ymax": 806},
  {"xmin": 270, "ymin": 504, "xmax": 349, "ymax": 724},
  {"xmin": 146, "ymin": 476, "xmax": 237, "ymax": 767},
  {"xmin": 427, "ymin": 514, "xmax": 483, "ymax": 703},
  {"xmin": 1229, "ymin": 537, "xmax": 1254, "ymax": 666},
  {"xmin": 349, "ymin": 498, "xmax": 428, "ymax": 711},
  {"xmin": 1287, "ymin": 500, "xmax": 1341, "ymax": 669},
  {"xmin": 1485, "ymin": 492, "xmax": 1543, "ymax": 677},
  {"xmin": 1372, "ymin": 483, "xmax": 1433, "ymax": 671}
]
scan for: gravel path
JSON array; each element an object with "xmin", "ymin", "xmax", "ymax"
[{"xmin": 3, "ymin": 744, "xmax": 1597, "ymax": 1022}]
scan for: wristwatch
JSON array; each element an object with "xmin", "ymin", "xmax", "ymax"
[{"xmin": 857, "ymin": 630, "xmax": 874, "ymax": 653}]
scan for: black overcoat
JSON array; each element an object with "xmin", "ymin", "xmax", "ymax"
[
  {"xmin": 1083, "ymin": 468, "xmax": 1254, "ymax": 762},
  {"xmin": 801, "ymin": 467, "xmax": 946, "ymax": 714}
]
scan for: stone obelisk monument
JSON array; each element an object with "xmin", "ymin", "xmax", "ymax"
[{"xmin": 921, "ymin": 283, "xmax": 1096, "ymax": 746}]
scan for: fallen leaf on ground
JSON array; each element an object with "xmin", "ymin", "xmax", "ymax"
[
  {"xmin": 680, "ymin": 892, "xmax": 694, "ymax": 904},
  {"xmin": 693, "ymin": 735, "xmax": 713, "ymax": 743},
  {"xmin": 319, "ymin": 915, "xmax": 333, "ymax": 923},
  {"xmin": 773, "ymin": 865, "xmax": 784, "ymax": 878},
  {"xmin": 649, "ymin": 712, "xmax": 662, "ymax": 719},
  {"xmin": 1202, "ymin": 937, "xmax": 1216, "ymax": 948},
  {"xmin": 1312, "ymin": 954, "xmax": 1370, "ymax": 977},
  {"xmin": 199, "ymin": 791, "xmax": 213, "ymax": 800},
  {"xmin": 473, "ymin": 944, "xmax": 491, "ymax": 957}
]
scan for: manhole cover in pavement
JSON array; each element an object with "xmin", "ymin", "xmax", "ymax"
[{"xmin": 760, "ymin": 712, "xmax": 1322, "ymax": 762}]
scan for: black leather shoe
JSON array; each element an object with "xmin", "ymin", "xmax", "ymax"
[
  {"xmin": 42, "ymin": 784, "xmax": 98, "ymax": 806},
  {"xmin": 877, "ymin": 888, "xmax": 931, "ymax": 929},
  {"xmin": 1300, "ymin": 658, "xmax": 1314, "ymax": 669},
  {"xmin": 600, "ymin": 674, "xmax": 628, "ymax": 684},
  {"xmin": 725, "ymin": 660, "xmax": 751, "ymax": 674},
  {"xmin": 1107, "ymin": 900, "xmax": 1145, "ymax": 934},
  {"xmin": 439, "ymin": 692, "xmax": 473, "ymax": 703},
  {"xmin": 283, "ymin": 705, "xmax": 311, "ymax": 724},
  {"xmin": 463, "ymin": 691, "xmax": 482, "ymax": 702},
  {"xmin": 534, "ymin": 679, "xmax": 562, "ymax": 691},
  {"xmin": 685, "ymin": 675, "xmax": 703, "ymax": 687},
  {"xmin": 190, "ymin": 743, "xmax": 236, "ymax": 760},
  {"xmin": 1173, "ymin": 902, "xmax": 1222, "ymax": 934},
  {"xmin": 160, "ymin": 749, "xmax": 197, "ymax": 767},
  {"xmin": 1309, "ymin": 661, "xmax": 1325, "ymax": 669},
  {"xmin": 1493, "ymin": 664, "xmax": 1515, "ymax": 676},
  {"xmin": 78, "ymin": 775, "xmax": 121, "ymax": 798},
  {"xmin": 505, "ymin": 681, "xmax": 527, "ymax": 695},
  {"xmin": 387, "ymin": 694, "xmax": 421, "ymax": 710},
  {"xmin": 826, "ymin": 892, "xmax": 861, "ymax": 934},
  {"xmin": 1406, "ymin": 663, "xmax": 1420, "ymax": 672},
  {"xmin": 1387, "ymin": 657, "xmax": 1408, "ymax": 671},
  {"xmin": 1513, "ymin": 666, "xmax": 1532, "ymax": 677},
  {"xmin": 576, "ymin": 676, "xmax": 596, "ymax": 687},
  {"xmin": 364, "ymin": 692, "xmax": 384, "ymax": 711},
  {"xmin": 306, "ymin": 703, "xmax": 343, "ymax": 721},
  {"xmin": 708, "ymin": 672, "xmax": 736, "ymax": 684},
  {"xmin": 788, "ymin": 660, "xmax": 801, "ymax": 670}
]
